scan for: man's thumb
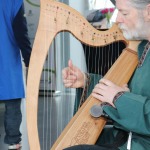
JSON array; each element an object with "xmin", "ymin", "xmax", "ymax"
[{"xmin": 68, "ymin": 59, "xmax": 74, "ymax": 70}]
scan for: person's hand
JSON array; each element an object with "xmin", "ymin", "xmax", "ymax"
[
  {"xmin": 92, "ymin": 78, "xmax": 130, "ymax": 107},
  {"xmin": 62, "ymin": 60, "xmax": 85, "ymax": 88}
]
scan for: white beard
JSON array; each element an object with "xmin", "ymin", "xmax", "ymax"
[{"xmin": 118, "ymin": 17, "xmax": 147, "ymax": 40}]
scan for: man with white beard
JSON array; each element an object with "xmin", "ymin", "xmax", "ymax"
[{"xmin": 62, "ymin": 0, "xmax": 150, "ymax": 149}]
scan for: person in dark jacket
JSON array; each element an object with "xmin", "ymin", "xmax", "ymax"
[
  {"xmin": 0, "ymin": 0, "xmax": 31, "ymax": 149},
  {"xmin": 62, "ymin": 0, "xmax": 150, "ymax": 149}
]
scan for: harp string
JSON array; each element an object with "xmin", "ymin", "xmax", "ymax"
[{"xmin": 52, "ymin": 30, "xmax": 75, "ymax": 147}]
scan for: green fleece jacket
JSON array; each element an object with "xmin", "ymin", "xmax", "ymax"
[{"xmin": 74, "ymin": 40, "xmax": 150, "ymax": 150}]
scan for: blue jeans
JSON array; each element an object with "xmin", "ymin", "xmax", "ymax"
[{"xmin": 4, "ymin": 98, "xmax": 22, "ymax": 144}]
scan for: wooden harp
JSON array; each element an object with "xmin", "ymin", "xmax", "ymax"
[{"xmin": 26, "ymin": 0, "xmax": 140, "ymax": 149}]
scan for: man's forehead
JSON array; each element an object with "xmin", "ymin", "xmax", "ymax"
[
  {"xmin": 115, "ymin": 0, "xmax": 131, "ymax": 9},
  {"xmin": 115, "ymin": 0, "xmax": 131, "ymax": 3},
  {"xmin": 116, "ymin": 0, "xmax": 132, "ymax": 11}
]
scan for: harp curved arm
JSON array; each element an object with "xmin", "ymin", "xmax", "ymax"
[{"xmin": 26, "ymin": 0, "xmax": 140, "ymax": 150}]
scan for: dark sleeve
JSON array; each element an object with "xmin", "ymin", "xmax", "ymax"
[
  {"xmin": 12, "ymin": 3, "xmax": 32, "ymax": 67},
  {"xmin": 103, "ymin": 92, "xmax": 150, "ymax": 135}
]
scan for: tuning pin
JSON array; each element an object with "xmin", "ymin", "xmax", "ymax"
[
  {"xmin": 90, "ymin": 104, "xmax": 109, "ymax": 118},
  {"xmin": 90, "ymin": 104, "xmax": 103, "ymax": 118}
]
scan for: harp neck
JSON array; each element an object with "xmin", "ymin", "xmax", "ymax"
[{"xmin": 39, "ymin": 0, "xmax": 128, "ymax": 47}]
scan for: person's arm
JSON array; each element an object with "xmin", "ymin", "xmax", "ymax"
[
  {"xmin": 12, "ymin": 3, "xmax": 32, "ymax": 67},
  {"xmin": 103, "ymin": 92, "xmax": 150, "ymax": 135},
  {"xmin": 62, "ymin": 60, "xmax": 103, "ymax": 114}
]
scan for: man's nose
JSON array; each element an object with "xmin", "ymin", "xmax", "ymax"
[{"xmin": 116, "ymin": 13, "xmax": 123, "ymax": 23}]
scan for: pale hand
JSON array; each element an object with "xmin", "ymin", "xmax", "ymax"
[
  {"xmin": 92, "ymin": 78, "xmax": 130, "ymax": 107},
  {"xmin": 62, "ymin": 60, "xmax": 85, "ymax": 88}
]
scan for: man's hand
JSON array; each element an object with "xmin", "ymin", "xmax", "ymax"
[
  {"xmin": 62, "ymin": 60, "xmax": 85, "ymax": 88},
  {"xmin": 92, "ymin": 78, "xmax": 130, "ymax": 107}
]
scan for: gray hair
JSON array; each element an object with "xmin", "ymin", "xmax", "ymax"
[{"xmin": 128, "ymin": 0, "xmax": 150, "ymax": 9}]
